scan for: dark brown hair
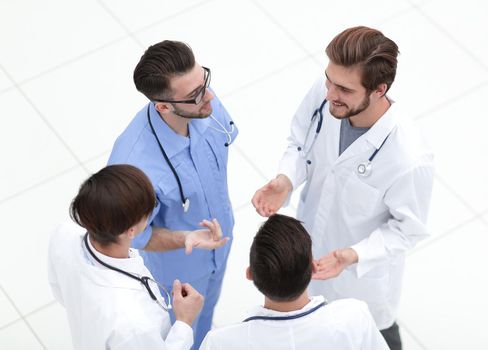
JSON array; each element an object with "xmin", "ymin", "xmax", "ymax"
[
  {"xmin": 326, "ymin": 26, "xmax": 399, "ymax": 93},
  {"xmin": 133, "ymin": 40, "xmax": 196, "ymax": 101},
  {"xmin": 70, "ymin": 164, "xmax": 156, "ymax": 245},
  {"xmin": 250, "ymin": 214, "xmax": 312, "ymax": 302}
]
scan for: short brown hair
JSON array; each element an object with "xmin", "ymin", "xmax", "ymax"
[
  {"xmin": 70, "ymin": 165, "xmax": 156, "ymax": 245},
  {"xmin": 250, "ymin": 214, "xmax": 312, "ymax": 302},
  {"xmin": 133, "ymin": 40, "xmax": 195, "ymax": 101},
  {"xmin": 326, "ymin": 26, "xmax": 399, "ymax": 93}
]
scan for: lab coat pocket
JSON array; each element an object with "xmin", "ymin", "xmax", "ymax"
[
  {"xmin": 332, "ymin": 266, "xmax": 389, "ymax": 304},
  {"xmin": 341, "ymin": 174, "xmax": 381, "ymax": 217}
]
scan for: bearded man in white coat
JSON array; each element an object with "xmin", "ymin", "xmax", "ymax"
[
  {"xmin": 48, "ymin": 164, "xmax": 229, "ymax": 350},
  {"xmin": 252, "ymin": 26, "xmax": 434, "ymax": 350},
  {"xmin": 200, "ymin": 214, "xmax": 388, "ymax": 350}
]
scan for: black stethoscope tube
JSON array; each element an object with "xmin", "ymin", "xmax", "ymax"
[{"xmin": 147, "ymin": 105, "xmax": 189, "ymax": 212}]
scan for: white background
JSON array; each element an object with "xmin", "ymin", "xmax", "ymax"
[{"xmin": 1, "ymin": 0, "xmax": 487, "ymax": 349}]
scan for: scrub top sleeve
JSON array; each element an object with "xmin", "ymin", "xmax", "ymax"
[
  {"xmin": 351, "ymin": 164, "xmax": 434, "ymax": 277},
  {"xmin": 131, "ymin": 201, "xmax": 161, "ymax": 250}
]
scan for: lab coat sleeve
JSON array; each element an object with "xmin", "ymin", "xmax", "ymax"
[
  {"xmin": 351, "ymin": 161, "xmax": 434, "ymax": 277},
  {"xmin": 199, "ymin": 332, "xmax": 217, "ymax": 350},
  {"xmin": 356, "ymin": 302, "xmax": 390, "ymax": 350},
  {"xmin": 278, "ymin": 77, "xmax": 326, "ymax": 191},
  {"xmin": 108, "ymin": 321, "xmax": 193, "ymax": 350}
]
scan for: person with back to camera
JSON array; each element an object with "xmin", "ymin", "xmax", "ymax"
[{"xmin": 200, "ymin": 214, "xmax": 389, "ymax": 350}]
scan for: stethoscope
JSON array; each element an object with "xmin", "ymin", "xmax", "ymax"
[
  {"xmin": 297, "ymin": 99, "xmax": 327, "ymax": 164},
  {"xmin": 243, "ymin": 301, "xmax": 326, "ymax": 322},
  {"xmin": 146, "ymin": 105, "xmax": 235, "ymax": 213},
  {"xmin": 297, "ymin": 99, "xmax": 390, "ymax": 177},
  {"xmin": 356, "ymin": 134, "xmax": 390, "ymax": 177},
  {"xmin": 83, "ymin": 233, "xmax": 172, "ymax": 311}
]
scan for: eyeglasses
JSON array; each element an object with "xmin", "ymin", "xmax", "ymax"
[{"xmin": 154, "ymin": 67, "xmax": 211, "ymax": 105}]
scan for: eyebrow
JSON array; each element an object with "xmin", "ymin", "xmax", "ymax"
[{"xmin": 324, "ymin": 70, "xmax": 356, "ymax": 92}]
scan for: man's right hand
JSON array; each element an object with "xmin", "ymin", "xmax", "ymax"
[
  {"xmin": 251, "ymin": 174, "xmax": 293, "ymax": 217},
  {"xmin": 172, "ymin": 279, "xmax": 204, "ymax": 327}
]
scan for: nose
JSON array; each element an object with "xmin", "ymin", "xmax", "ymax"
[
  {"xmin": 326, "ymin": 85, "xmax": 338, "ymax": 102},
  {"xmin": 204, "ymin": 88, "xmax": 215, "ymax": 102}
]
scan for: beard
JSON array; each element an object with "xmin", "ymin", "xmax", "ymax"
[
  {"xmin": 172, "ymin": 101, "xmax": 213, "ymax": 119},
  {"xmin": 329, "ymin": 93, "xmax": 371, "ymax": 120}
]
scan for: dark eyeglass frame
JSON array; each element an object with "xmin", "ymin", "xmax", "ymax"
[{"xmin": 153, "ymin": 66, "xmax": 211, "ymax": 105}]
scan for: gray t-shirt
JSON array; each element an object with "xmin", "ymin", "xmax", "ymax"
[{"xmin": 339, "ymin": 118, "xmax": 370, "ymax": 156}]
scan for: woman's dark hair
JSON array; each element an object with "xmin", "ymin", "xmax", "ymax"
[{"xmin": 70, "ymin": 164, "xmax": 155, "ymax": 245}]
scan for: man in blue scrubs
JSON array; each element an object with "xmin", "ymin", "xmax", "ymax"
[{"xmin": 108, "ymin": 40, "xmax": 237, "ymax": 349}]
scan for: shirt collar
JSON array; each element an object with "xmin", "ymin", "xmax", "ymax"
[
  {"xmin": 147, "ymin": 102, "xmax": 190, "ymax": 159},
  {"xmin": 364, "ymin": 97, "xmax": 399, "ymax": 149},
  {"xmin": 82, "ymin": 234, "xmax": 148, "ymax": 289},
  {"xmin": 147, "ymin": 102, "xmax": 214, "ymax": 157},
  {"xmin": 246, "ymin": 295, "xmax": 325, "ymax": 319}
]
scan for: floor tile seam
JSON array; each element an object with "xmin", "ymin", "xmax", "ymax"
[
  {"xmin": 414, "ymin": 80, "xmax": 488, "ymax": 121},
  {"xmin": 407, "ymin": 0, "xmax": 488, "ymax": 73},
  {"xmin": 233, "ymin": 144, "xmax": 270, "ymax": 182},
  {"xmin": 0, "ymin": 149, "xmax": 110, "ymax": 206},
  {"xmin": 0, "ymin": 0, "xmax": 214, "ymax": 91},
  {"xmin": 221, "ymin": 53, "xmax": 320, "ymax": 99},
  {"xmin": 0, "ymin": 65, "xmax": 90, "ymax": 175},
  {"xmin": 0, "ymin": 284, "xmax": 22, "ymax": 330},
  {"xmin": 130, "ymin": 0, "xmax": 218, "ymax": 37},
  {"xmin": 0, "ymin": 299, "xmax": 58, "ymax": 332},
  {"xmin": 249, "ymin": 0, "xmax": 322, "ymax": 66},
  {"xmin": 6, "ymin": 35, "xmax": 130, "ymax": 90},
  {"xmin": 96, "ymin": 0, "xmax": 145, "ymax": 49},
  {"xmin": 434, "ymin": 173, "xmax": 483, "ymax": 218},
  {"xmin": 396, "ymin": 318, "xmax": 430, "ymax": 350},
  {"xmin": 0, "ymin": 285, "xmax": 47, "ymax": 348},
  {"xmin": 408, "ymin": 211, "xmax": 484, "ymax": 256}
]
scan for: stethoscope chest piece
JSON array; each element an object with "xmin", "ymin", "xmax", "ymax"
[
  {"xmin": 183, "ymin": 198, "xmax": 190, "ymax": 213},
  {"xmin": 357, "ymin": 162, "xmax": 372, "ymax": 177}
]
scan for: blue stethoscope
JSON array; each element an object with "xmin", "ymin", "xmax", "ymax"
[
  {"xmin": 147, "ymin": 105, "xmax": 235, "ymax": 212},
  {"xmin": 298, "ymin": 99, "xmax": 390, "ymax": 177},
  {"xmin": 243, "ymin": 301, "xmax": 327, "ymax": 322}
]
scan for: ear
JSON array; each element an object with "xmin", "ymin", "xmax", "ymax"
[
  {"xmin": 246, "ymin": 267, "xmax": 253, "ymax": 281},
  {"xmin": 126, "ymin": 225, "xmax": 137, "ymax": 239},
  {"xmin": 375, "ymin": 83, "xmax": 388, "ymax": 98},
  {"xmin": 154, "ymin": 102, "xmax": 172, "ymax": 115}
]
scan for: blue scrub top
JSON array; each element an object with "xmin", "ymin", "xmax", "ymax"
[{"xmin": 108, "ymin": 94, "xmax": 237, "ymax": 285}]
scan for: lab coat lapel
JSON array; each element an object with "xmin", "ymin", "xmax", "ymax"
[{"xmin": 332, "ymin": 102, "xmax": 398, "ymax": 168}]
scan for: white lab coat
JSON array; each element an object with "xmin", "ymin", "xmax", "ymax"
[
  {"xmin": 278, "ymin": 77, "xmax": 434, "ymax": 329},
  {"xmin": 48, "ymin": 222, "xmax": 193, "ymax": 350},
  {"xmin": 200, "ymin": 296, "xmax": 388, "ymax": 350}
]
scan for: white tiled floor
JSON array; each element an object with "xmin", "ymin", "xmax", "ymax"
[{"xmin": 1, "ymin": 0, "xmax": 487, "ymax": 349}]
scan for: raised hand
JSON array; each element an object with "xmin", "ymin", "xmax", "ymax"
[
  {"xmin": 184, "ymin": 218, "xmax": 230, "ymax": 255},
  {"xmin": 252, "ymin": 175, "xmax": 293, "ymax": 217},
  {"xmin": 312, "ymin": 248, "xmax": 358, "ymax": 280}
]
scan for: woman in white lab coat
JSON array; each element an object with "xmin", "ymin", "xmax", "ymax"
[
  {"xmin": 48, "ymin": 164, "xmax": 227, "ymax": 350},
  {"xmin": 253, "ymin": 27, "xmax": 434, "ymax": 350}
]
